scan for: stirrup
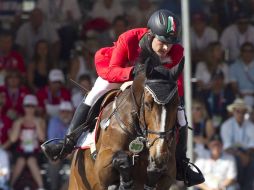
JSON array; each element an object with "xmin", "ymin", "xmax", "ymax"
[
  {"xmin": 41, "ymin": 138, "xmax": 64, "ymax": 161},
  {"xmin": 58, "ymin": 135, "xmax": 76, "ymax": 158},
  {"xmin": 41, "ymin": 137, "xmax": 75, "ymax": 161},
  {"xmin": 183, "ymin": 159, "xmax": 204, "ymax": 187}
]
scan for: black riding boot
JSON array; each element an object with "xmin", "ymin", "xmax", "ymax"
[
  {"xmin": 176, "ymin": 127, "xmax": 205, "ymax": 187},
  {"xmin": 41, "ymin": 103, "xmax": 91, "ymax": 161}
]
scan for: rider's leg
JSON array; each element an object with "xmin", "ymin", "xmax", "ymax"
[
  {"xmin": 175, "ymin": 100, "xmax": 205, "ymax": 187},
  {"xmin": 41, "ymin": 77, "xmax": 122, "ymax": 161}
]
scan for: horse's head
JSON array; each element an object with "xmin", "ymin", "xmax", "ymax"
[{"xmin": 131, "ymin": 51, "xmax": 184, "ymax": 168}]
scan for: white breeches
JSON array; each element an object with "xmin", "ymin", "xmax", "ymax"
[{"xmin": 84, "ymin": 77, "xmax": 122, "ymax": 106}]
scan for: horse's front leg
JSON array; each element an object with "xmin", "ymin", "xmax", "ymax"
[
  {"xmin": 112, "ymin": 151, "xmax": 134, "ymax": 190},
  {"xmin": 144, "ymin": 161, "xmax": 167, "ymax": 190}
]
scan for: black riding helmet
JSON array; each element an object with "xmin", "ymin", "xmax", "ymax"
[{"xmin": 147, "ymin": 9, "xmax": 181, "ymax": 44}]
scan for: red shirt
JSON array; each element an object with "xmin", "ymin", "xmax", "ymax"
[
  {"xmin": 0, "ymin": 114, "xmax": 12, "ymax": 144},
  {"xmin": 94, "ymin": 28, "xmax": 184, "ymax": 96},
  {"xmin": 0, "ymin": 51, "xmax": 26, "ymax": 73},
  {"xmin": 36, "ymin": 86, "xmax": 71, "ymax": 109},
  {"xmin": 0, "ymin": 85, "xmax": 29, "ymax": 118}
]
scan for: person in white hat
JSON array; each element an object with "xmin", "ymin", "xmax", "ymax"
[
  {"xmin": 48, "ymin": 69, "xmax": 65, "ymax": 84},
  {"xmin": 36, "ymin": 69, "xmax": 71, "ymax": 117},
  {"xmin": 46, "ymin": 101, "xmax": 74, "ymax": 190},
  {"xmin": 220, "ymin": 98, "xmax": 254, "ymax": 189},
  {"xmin": 9, "ymin": 94, "xmax": 46, "ymax": 189}
]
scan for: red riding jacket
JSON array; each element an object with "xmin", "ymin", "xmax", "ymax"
[{"xmin": 94, "ymin": 28, "xmax": 184, "ymax": 97}]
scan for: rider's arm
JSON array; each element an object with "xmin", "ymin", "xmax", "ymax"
[{"xmin": 105, "ymin": 36, "xmax": 134, "ymax": 83}]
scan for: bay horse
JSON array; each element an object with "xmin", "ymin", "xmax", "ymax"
[{"xmin": 69, "ymin": 52, "xmax": 184, "ymax": 190}]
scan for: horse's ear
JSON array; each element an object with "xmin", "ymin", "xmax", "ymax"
[
  {"xmin": 144, "ymin": 57, "xmax": 154, "ymax": 76},
  {"xmin": 170, "ymin": 57, "xmax": 185, "ymax": 81},
  {"xmin": 144, "ymin": 52, "xmax": 162, "ymax": 77}
]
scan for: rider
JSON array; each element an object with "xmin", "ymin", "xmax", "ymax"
[{"xmin": 41, "ymin": 9, "xmax": 204, "ymax": 186}]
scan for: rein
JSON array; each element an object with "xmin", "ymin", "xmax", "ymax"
[{"xmin": 113, "ymin": 80, "xmax": 175, "ymax": 149}]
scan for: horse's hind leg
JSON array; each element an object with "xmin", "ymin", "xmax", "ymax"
[{"xmin": 112, "ymin": 151, "xmax": 134, "ymax": 190}]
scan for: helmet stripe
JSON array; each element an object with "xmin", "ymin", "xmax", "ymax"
[{"xmin": 167, "ymin": 16, "xmax": 176, "ymax": 33}]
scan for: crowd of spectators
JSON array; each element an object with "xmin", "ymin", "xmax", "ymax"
[{"xmin": 0, "ymin": 0, "xmax": 254, "ymax": 190}]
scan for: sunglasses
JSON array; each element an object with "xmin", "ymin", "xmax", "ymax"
[{"xmin": 24, "ymin": 105, "xmax": 36, "ymax": 108}]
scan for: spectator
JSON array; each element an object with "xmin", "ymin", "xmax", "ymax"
[
  {"xmin": 201, "ymin": 70, "xmax": 235, "ymax": 129},
  {"xmin": 220, "ymin": 11, "xmax": 254, "ymax": 63},
  {"xmin": 0, "ymin": 69, "xmax": 29, "ymax": 121},
  {"xmin": 229, "ymin": 42, "xmax": 254, "ymax": 107},
  {"xmin": 71, "ymin": 74, "xmax": 93, "ymax": 108},
  {"xmin": 194, "ymin": 41, "xmax": 229, "ymax": 92},
  {"xmin": 0, "ymin": 0, "xmax": 23, "ymax": 31},
  {"xmin": 89, "ymin": 0, "xmax": 124, "ymax": 24},
  {"xmin": 36, "ymin": 0, "xmax": 81, "ymax": 61},
  {"xmin": 46, "ymin": 101, "xmax": 74, "ymax": 190},
  {"xmin": 98, "ymin": 15, "xmax": 129, "ymax": 47},
  {"xmin": 210, "ymin": 0, "xmax": 243, "ymax": 28},
  {"xmin": 0, "ymin": 89, "xmax": 12, "ymax": 150},
  {"xmin": 192, "ymin": 99, "xmax": 215, "ymax": 158},
  {"xmin": 27, "ymin": 40, "xmax": 52, "ymax": 92},
  {"xmin": 36, "ymin": 69, "xmax": 71, "ymax": 118},
  {"xmin": 246, "ymin": 0, "xmax": 254, "ymax": 25},
  {"xmin": 9, "ymin": 94, "xmax": 45, "ymax": 189},
  {"xmin": 69, "ymin": 40, "xmax": 97, "ymax": 85},
  {"xmin": 195, "ymin": 135, "xmax": 238, "ymax": 190},
  {"xmin": 0, "ymin": 30, "xmax": 26, "ymax": 85},
  {"xmin": 249, "ymin": 107, "xmax": 254, "ymax": 123},
  {"xmin": 0, "ymin": 147, "xmax": 10, "ymax": 190},
  {"xmin": 15, "ymin": 8, "xmax": 60, "ymax": 64},
  {"xmin": 220, "ymin": 98, "xmax": 254, "ymax": 190},
  {"xmin": 191, "ymin": 12, "xmax": 218, "ymax": 67},
  {"xmin": 36, "ymin": 0, "xmax": 81, "ymax": 30},
  {"xmin": 127, "ymin": 0, "xmax": 157, "ymax": 28},
  {"xmin": 159, "ymin": 0, "xmax": 209, "ymax": 18},
  {"xmin": 0, "ymin": 83, "xmax": 12, "ymax": 190}
]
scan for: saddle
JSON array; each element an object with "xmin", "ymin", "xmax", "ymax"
[
  {"xmin": 85, "ymin": 89, "xmax": 120, "ymax": 132},
  {"xmin": 76, "ymin": 84, "xmax": 133, "ymax": 158}
]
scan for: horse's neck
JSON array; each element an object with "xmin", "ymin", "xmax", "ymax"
[{"xmin": 132, "ymin": 73, "xmax": 145, "ymax": 106}]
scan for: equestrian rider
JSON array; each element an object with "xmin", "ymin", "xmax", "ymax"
[{"xmin": 42, "ymin": 9, "xmax": 205, "ymax": 186}]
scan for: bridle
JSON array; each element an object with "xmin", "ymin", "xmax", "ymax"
[{"xmin": 113, "ymin": 79, "xmax": 176, "ymax": 149}]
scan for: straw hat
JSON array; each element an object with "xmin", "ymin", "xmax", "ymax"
[{"xmin": 227, "ymin": 98, "xmax": 252, "ymax": 113}]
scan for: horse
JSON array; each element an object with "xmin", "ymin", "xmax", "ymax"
[{"xmin": 68, "ymin": 52, "xmax": 184, "ymax": 190}]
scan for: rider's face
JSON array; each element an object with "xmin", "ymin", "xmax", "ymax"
[{"xmin": 151, "ymin": 37, "xmax": 172, "ymax": 58}]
